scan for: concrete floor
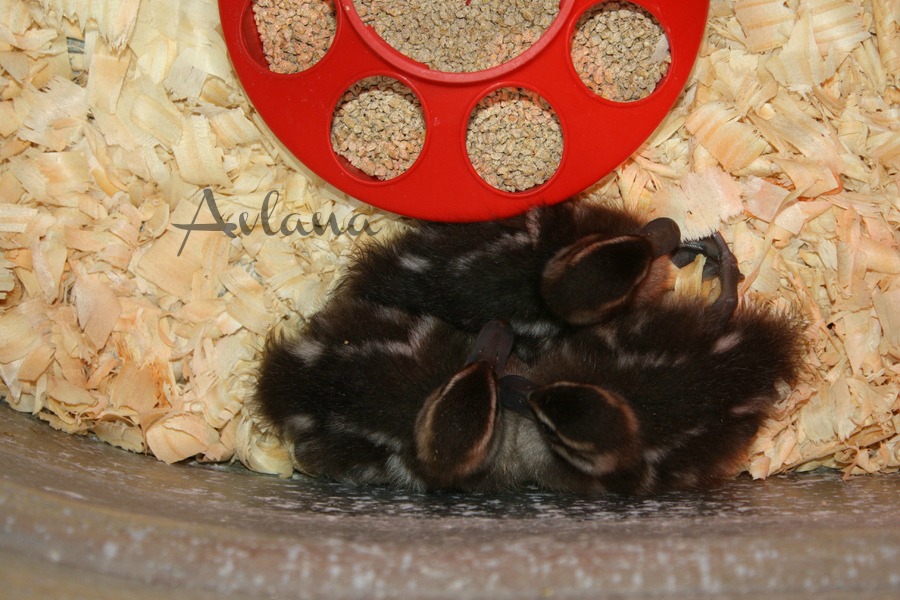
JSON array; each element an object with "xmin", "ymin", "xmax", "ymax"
[{"xmin": 0, "ymin": 404, "xmax": 897, "ymax": 599}]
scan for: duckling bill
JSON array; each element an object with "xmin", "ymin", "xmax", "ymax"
[{"xmin": 256, "ymin": 201, "xmax": 804, "ymax": 495}]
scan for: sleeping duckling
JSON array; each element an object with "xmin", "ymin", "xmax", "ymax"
[
  {"xmin": 256, "ymin": 302, "xmax": 521, "ymax": 490},
  {"xmin": 497, "ymin": 233, "xmax": 804, "ymax": 494},
  {"xmin": 339, "ymin": 201, "xmax": 682, "ymax": 356}
]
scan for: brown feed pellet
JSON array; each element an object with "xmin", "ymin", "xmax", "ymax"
[
  {"xmin": 330, "ymin": 77, "xmax": 426, "ymax": 181},
  {"xmin": 466, "ymin": 88, "xmax": 563, "ymax": 193},
  {"xmin": 252, "ymin": 0, "xmax": 336, "ymax": 74},
  {"xmin": 571, "ymin": 2, "xmax": 671, "ymax": 102}
]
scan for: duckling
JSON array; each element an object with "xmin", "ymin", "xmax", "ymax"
[
  {"xmin": 496, "ymin": 376, "xmax": 645, "ymax": 494},
  {"xmin": 255, "ymin": 303, "xmax": 518, "ymax": 491},
  {"xmin": 339, "ymin": 201, "xmax": 682, "ymax": 356},
  {"xmin": 257, "ymin": 201, "xmax": 802, "ymax": 495},
  {"xmin": 496, "ymin": 233, "xmax": 803, "ymax": 494},
  {"xmin": 414, "ymin": 318, "xmax": 514, "ymax": 487}
]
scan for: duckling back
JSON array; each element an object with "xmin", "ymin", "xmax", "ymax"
[
  {"xmin": 256, "ymin": 299, "xmax": 471, "ymax": 489},
  {"xmin": 520, "ymin": 297, "xmax": 805, "ymax": 494}
]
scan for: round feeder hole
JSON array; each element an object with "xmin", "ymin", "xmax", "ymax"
[
  {"xmin": 331, "ymin": 76, "xmax": 426, "ymax": 182},
  {"xmin": 466, "ymin": 87, "xmax": 563, "ymax": 193},
  {"xmin": 571, "ymin": 1, "xmax": 672, "ymax": 103},
  {"xmin": 353, "ymin": 0, "xmax": 561, "ymax": 73},
  {"xmin": 252, "ymin": 0, "xmax": 337, "ymax": 74}
]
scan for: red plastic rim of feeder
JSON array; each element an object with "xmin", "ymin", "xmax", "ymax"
[{"xmin": 219, "ymin": 0, "xmax": 709, "ymax": 222}]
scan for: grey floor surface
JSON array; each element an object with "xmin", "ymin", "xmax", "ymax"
[{"xmin": 0, "ymin": 404, "xmax": 897, "ymax": 599}]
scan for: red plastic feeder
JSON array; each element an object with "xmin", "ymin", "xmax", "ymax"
[{"xmin": 219, "ymin": 0, "xmax": 709, "ymax": 221}]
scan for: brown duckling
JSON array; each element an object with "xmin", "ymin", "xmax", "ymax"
[
  {"xmin": 257, "ymin": 295, "xmax": 635, "ymax": 494},
  {"xmin": 338, "ymin": 201, "xmax": 682, "ymax": 358},
  {"xmin": 496, "ymin": 233, "xmax": 803, "ymax": 494},
  {"xmin": 256, "ymin": 305, "xmax": 518, "ymax": 491}
]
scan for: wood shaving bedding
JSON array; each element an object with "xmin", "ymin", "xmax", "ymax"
[{"xmin": 0, "ymin": 0, "xmax": 897, "ymax": 481}]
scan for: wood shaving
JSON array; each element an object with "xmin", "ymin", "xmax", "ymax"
[{"xmin": 0, "ymin": 0, "xmax": 897, "ymax": 484}]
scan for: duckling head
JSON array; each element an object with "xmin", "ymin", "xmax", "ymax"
[
  {"xmin": 527, "ymin": 382, "xmax": 642, "ymax": 477},
  {"xmin": 540, "ymin": 217, "xmax": 680, "ymax": 325},
  {"xmin": 414, "ymin": 320, "xmax": 514, "ymax": 488}
]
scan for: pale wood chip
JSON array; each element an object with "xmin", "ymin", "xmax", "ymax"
[
  {"xmin": 173, "ymin": 115, "xmax": 231, "ymax": 186},
  {"xmin": 145, "ymin": 410, "xmax": 220, "ymax": 464},
  {"xmin": 873, "ymin": 288, "xmax": 900, "ymax": 351},
  {"xmin": 735, "ymin": 0, "xmax": 795, "ymax": 53},
  {"xmin": 234, "ymin": 410, "xmax": 293, "ymax": 477},
  {"xmin": 765, "ymin": 9, "xmax": 836, "ymax": 91},
  {"xmin": 17, "ymin": 77, "xmax": 87, "ymax": 150},
  {"xmin": 686, "ymin": 101, "xmax": 768, "ymax": 172},
  {"xmin": 86, "ymin": 41, "xmax": 131, "ymax": 114},
  {"xmin": 650, "ymin": 167, "xmax": 743, "ymax": 239},
  {"xmin": 73, "ymin": 273, "xmax": 122, "ymax": 349},
  {"xmin": 0, "ymin": 203, "xmax": 37, "ymax": 233},
  {"xmin": 94, "ymin": 420, "xmax": 146, "ymax": 453}
]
